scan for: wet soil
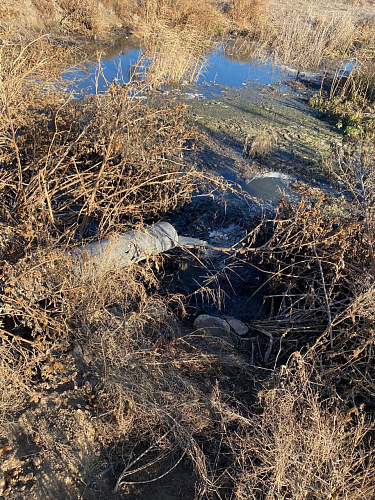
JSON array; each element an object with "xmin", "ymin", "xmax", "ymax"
[
  {"xmin": 182, "ymin": 82, "xmax": 341, "ymax": 187},
  {"xmin": 158, "ymin": 79, "xmax": 346, "ymax": 325}
]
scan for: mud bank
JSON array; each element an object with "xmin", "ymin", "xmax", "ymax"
[{"xmin": 183, "ymin": 82, "xmax": 342, "ymax": 189}]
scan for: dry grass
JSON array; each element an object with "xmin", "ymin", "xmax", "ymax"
[
  {"xmin": 224, "ymin": 355, "xmax": 375, "ymax": 500},
  {"xmin": 228, "ymin": 0, "xmax": 269, "ymax": 31},
  {"xmin": 127, "ymin": 1, "xmax": 225, "ymax": 87},
  {"xmin": 0, "ymin": 0, "xmax": 266, "ymax": 38},
  {"xmin": 1, "ymin": 5, "xmax": 375, "ymax": 498},
  {"xmin": 243, "ymin": 127, "xmax": 277, "ymax": 158},
  {"xmin": 309, "ymin": 12, "xmax": 375, "ymax": 136},
  {"xmin": 131, "ymin": 0, "xmax": 227, "ymax": 33},
  {"xmin": 263, "ymin": 1, "xmax": 357, "ymax": 68},
  {"xmin": 135, "ymin": 24, "xmax": 214, "ymax": 85}
]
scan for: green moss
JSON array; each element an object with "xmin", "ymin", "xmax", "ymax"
[{"xmin": 309, "ymin": 91, "xmax": 374, "ymax": 137}]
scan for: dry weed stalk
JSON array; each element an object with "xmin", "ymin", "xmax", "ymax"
[
  {"xmin": 222, "ymin": 355, "xmax": 375, "ymax": 499},
  {"xmin": 265, "ymin": 1, "xmax": 357, "ymax": 68}
]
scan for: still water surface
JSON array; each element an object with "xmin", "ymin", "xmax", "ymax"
[
  {"xmin": 65, "ymin": 38, "xmax": 315, "ymax": 206},
  {"xmin": 66, "ymin": 38, "xmax": 294, "ymax": 94}
]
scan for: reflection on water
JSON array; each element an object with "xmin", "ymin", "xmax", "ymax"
[
  {"xmin": 64, "ymin": 36, "xmax": 295, "ymax": 94},
  {"xmin": 65, "ymin": 37, "xmax": 142, "ymax": 94},
  {"xmin": 221, "ymin": 169, "xmax": 299, "ymax": 207},
  {"xmin": 201, "ymin": 46, "xmax": 291, "ymax": 88}
]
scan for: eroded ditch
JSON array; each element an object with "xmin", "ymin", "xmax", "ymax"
[
  {"xmin": 66, "ymin": 36, "xmax": 349, "ymax": 325},
  {"xmin": 1, "ymin": 33, "xmax": 365, "ymax": 500}
]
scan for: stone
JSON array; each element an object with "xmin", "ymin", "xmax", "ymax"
[
  {"xmin": 193, "ymin": 315, "xmax": 231, "ymax": 339},
  {"xmin": 224, "ymin": 317, "xmax": 249, "ymax": 336},
  {"xmin": 73, "ymin": 345, "xmax": 84, "ymax": 358}
]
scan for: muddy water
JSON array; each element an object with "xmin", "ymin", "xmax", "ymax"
[{"xmin": 183, "ymin": 81, "xmax": 341, "ymax": 204}]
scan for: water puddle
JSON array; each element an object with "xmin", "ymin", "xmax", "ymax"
[
  {"xmin": 242, "ymin": 173, "xmax": 299, "ymax": 204},
  {"xmin": 217, "ymin": 167, "xmax": 299, "ymax": 208},
  {"xmin": 65, "ymin": 38, "xmax": 295, "ymax": 95},
  {"xmin": 200, "ymin": 48, "xmax": 293, "ymax": 91},
  {"xmin": 65, "ymin": 38, "xmax": 141, "ymax": 94},
  {"xmin": 64, "ymin": 36, "xmax": 342, "ymax": 212}
]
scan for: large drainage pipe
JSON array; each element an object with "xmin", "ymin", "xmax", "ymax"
[{"xmin": 70, "ymin": 222, "xmax": 206, "ymax": 280}]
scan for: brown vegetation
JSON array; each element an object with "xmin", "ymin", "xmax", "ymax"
[
  {"xmin": 0, "ymin": 29, "xmax": 202, "ymax": 405},
  {"xmin": 228, "ymin": 0, "xmax": 269, "ymax": 31},
  {"xmin": 1, "ymin": 1, "xmax": 375, "ymax": 499},
  {"xmin": 228, "ymin": 355, "xmax": 375, "ymax": 499}
]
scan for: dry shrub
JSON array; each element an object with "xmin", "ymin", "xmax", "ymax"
[
  {"xmin": 0, "ymin": 33, "xmax": 202, "ymax": 239},
  {"xmin": 311, "ymin": 139, "xmax": 375, "ymax": 401},
  {"xmin": 0, "ymin": 31, "xmax": 206, "ymax": 430},
  {"xmin": 224, "ymin": 355, "xmax": 375, "ymax": 500},
  {"xmin": 0, "ymin": 34, "xmax": 68, "ymax": 165},
  {"xmin": 237, "ymin": 136, "xmax": 375, "ymax": 406},
  {"xmin": 58, "ymin": 0, "xmax": 99, "ymax": 34},
  {"xmin": 0, "ymin": 242, "xmax": 252, "ymax": 497},
  {"xmin": 27, "ymin": 261, "xmax": 249, "ymax": 496},
  {"xmin": 78, "ymin": 281, "xmax": 212, "ymax": 493},
  {"xmin": 228, "ymin": 0, "xmax": 269, "ymax": 31}
]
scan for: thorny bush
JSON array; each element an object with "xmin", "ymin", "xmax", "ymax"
[{"xmin": 0, "ymin": 32, "xmax": 203, "ymax": 418}]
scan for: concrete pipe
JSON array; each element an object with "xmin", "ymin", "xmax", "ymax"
[{"xmin": 71, "ymin": 222, "xmax": 180, "ymax": 279}]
